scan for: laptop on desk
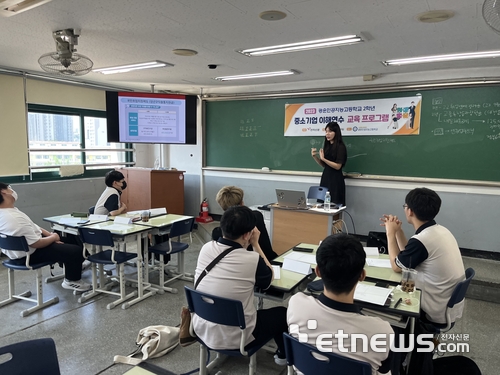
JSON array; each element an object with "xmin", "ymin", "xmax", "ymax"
[{"xmin": 275, "ymin": 189, "xmax": 308, "ymax": 210}]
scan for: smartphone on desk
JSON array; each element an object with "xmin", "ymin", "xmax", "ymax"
[{"xmin": 293, "ymin": 246, "xmax": 314, "ymax": 253}]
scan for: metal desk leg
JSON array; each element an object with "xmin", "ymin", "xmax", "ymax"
[{"xmin": 121, "ymin": 234, "xmax": 155, "ymax": 309}]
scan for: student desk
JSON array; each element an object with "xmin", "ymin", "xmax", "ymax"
[
  {"xmin": 255, "ymin": 269, "xmax": 313, "ymax": 309},
  {"xmin": 43, "ymin": 214, "xmax": 109, "ymax": 282},
  {"xmin": 43, "ymin": 214, "xmax": 107, "ymax": 236},
  {"xmin": 269, "ymin": 205, "xmax": 345, "ymax": 255},
  {"xmin": 79, "ymin": 221, "xmax": 155, "ymax": 309},
  {"xmin": 274, "ymin": 243, "xmax": 402, "ymax": 283}
]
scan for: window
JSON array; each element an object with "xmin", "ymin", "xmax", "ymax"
[{"xmin": 26, "ymin": 104, "xmax": 133, "ymax": 179}]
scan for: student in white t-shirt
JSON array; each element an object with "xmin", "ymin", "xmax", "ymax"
[
  {"xmin": 287, "ymin": 234, "xmax": 394, "ymax": 375},
  {"xmin": 193, "ymin": 205, "xmax": 288, "ymax": 365},
  {"xmin": 0, "ymin": 182, "xmax": 90, "ymax": 292}
]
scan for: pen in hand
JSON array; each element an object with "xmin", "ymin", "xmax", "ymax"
[{"xmin": 394, "ymin": 297, "xmax": 403, "ymax": 308}]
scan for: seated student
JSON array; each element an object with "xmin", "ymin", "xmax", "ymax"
[
  {"xmin": 94, "ymin": 170, "xmax": 128, "ymax": 216},
  {"xmin": 287, "ymin": 234, "xmax": 394, "ymax": 374},
  {"xmin": 0, "ymin": 183, "xmax": 91, "ymax": 292},
  {"xmin": 381, "ymin": 187, "xmax": 465, "ymax": 325},
  {"xmin": 211, "ymin": 186, "xmax": 278, "ymax": 260},
  {"xmin": 193, "ymin": 205, "xmax": 288, "ymax": 365}
]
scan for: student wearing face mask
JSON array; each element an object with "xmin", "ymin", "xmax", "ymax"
[
  {"xmin": 94, "ymin": 170, "xmax": 128, "ymax": 216},
  {"xmin": 0, "ymin": 182, "xmax": 91, "ymax": 292}
]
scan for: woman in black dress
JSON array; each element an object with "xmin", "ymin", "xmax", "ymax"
[{"xmin": 311, "ymin": 121, "xmax": 347, "ymax": 205}]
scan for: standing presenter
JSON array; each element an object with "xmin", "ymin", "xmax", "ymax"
[{"xmin": 311, "ymin": 121, "xmax": 347, "ymax": 205}]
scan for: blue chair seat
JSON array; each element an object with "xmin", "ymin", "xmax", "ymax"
[
  {"xmin": 283, "ymin": 332, "xmax": 372, "ymax": 375},
  {"xmin": 185, "ymin": 286, "xmax": 270, "ymax": 375},
  {"xmin": 78, "ymin": 227, "xmax": 139, "ymax": 310},
  {"xmin": 147, "ymin": 217, "xmax": 195, "ymax": 294},
  {"xmin": 149, "ymin": 241, "xmax": 189, "ymax": 255},
  {"xmin": 0, "ymin": 338, "xmax": 61, "ymax": 374},
  {"xmin": 0, "ymin": 233, "xmax": 59, "ymax": 317},
  {"xmin": 3, "ymin": 257, "xmax": 54, "ymax": 271},
  {"xmin": 195, "ymin": 333, "xmax": 270, "ymax": 359},
  {"xmin": 87, "ymin": 249, "xmax": 137, "ymax": 265}
]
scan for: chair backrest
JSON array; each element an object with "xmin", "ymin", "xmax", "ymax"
[
  {"xmin": 0, "ymin": 338, "xmax": 61, "ymax": 375},
  {"xmin": 170, "ymin": 217, "xmax": 195, "ymax": 240},
  {"xmin": 88, "ymin": 206, "xmax": 95, "ymax": 214},
  {"xmin": 78, "ymin": 227, "xmax": 114, "ymax": 247},
  {"xmin": 307, "ymin": 186, "xmax": 328, "ymax": 202},
  {"xmin": 283, "ymin": 333, "xmax": 372, "ymax": 375},
  {"xmin": 0, "ymin": 233, "xmax": 30, "ymax": 253},
  {"xmin": 184, "ymin": 286, "xmax": 246, "ymax": 329},
  {"xmin": 448, "ymin": 268, "xmax": 475, "ymax": 308}
]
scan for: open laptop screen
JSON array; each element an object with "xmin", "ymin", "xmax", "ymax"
[{"xmin": 275, "ymin": 189, "xmax": 308, "ymax": 209}]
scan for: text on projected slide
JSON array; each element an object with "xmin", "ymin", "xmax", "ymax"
[{"xmin": 118, "ymin": 96, "xmax": 186, "ymax": 143}]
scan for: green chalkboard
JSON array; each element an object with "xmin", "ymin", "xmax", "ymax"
[{"xmin": 206, "ymin": 86, "xmax": 500, "ymax": 182}]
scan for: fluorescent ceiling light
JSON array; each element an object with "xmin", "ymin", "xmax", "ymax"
[
  {"xmin": 383, "ymin": 51, "xmax": 500, "ymax": 66},
  {"xmin": 0, "ymin": 0, "xmax": 53, "ymax": 18},
  {"xmin": 92, "ymin": 61, "xmax": 173, "ymax": 75},
  {"xmin": 238, "ymin": 35, "xmax": 363, "ymax": 57},
  {"xmin": 214, "ymin": 70, "xmax": 298, "ymax": 81}
]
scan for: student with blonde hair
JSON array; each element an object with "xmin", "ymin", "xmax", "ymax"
[{"xmin": 212, "ymin": 186, "xmax": 277, "ymax": 260}]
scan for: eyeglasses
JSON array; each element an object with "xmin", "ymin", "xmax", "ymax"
[{"xmin": 402, "ymin": 204, "xmax": 408, "ymax": 208}]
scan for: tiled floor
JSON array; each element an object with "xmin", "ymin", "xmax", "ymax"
[{"xmin": 0, "ymin": 229, "xmax": 498, "ymax": 375}]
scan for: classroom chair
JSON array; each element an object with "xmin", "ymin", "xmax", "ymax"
[
  {"xmin": 282, "ymin": 332, "xmax": 372, "ymax": 375},
  {"xmin": 307, "ymin": 186, "xmax": 328, "ymax": 203},
  {"xmin": 0, "ymin": 338, "xmax": 61, "ymax": 375},
  {"xmin": 429, "ymin": 267, "xmax": 476, "ymax": 333},
  {"xmin": 148, "ymin": 217, "xmax": 195, "ymax": 294},
  {"xmin": 184, "ymin": 286, "xmax": 271, "ymax": 375},
  {"xmin": 0, "ymin": 233, "xmax": 59, "ymax": 317},
  {"xmin": 78, "ymin": 227, "xmax": 137, "ymax": 309}
]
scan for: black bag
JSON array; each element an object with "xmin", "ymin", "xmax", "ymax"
[{"xmin": 367, "ymin": 231, "xmax": 388, "ymax": 254}]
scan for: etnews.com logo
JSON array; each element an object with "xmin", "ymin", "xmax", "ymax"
[{"xmin": 289, "ymin": 321, "xmax": 470, "ymax": 354}]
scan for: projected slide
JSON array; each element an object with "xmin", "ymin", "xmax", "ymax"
[{"xmin": 118, "ymin": 95, "xmax": 186, "ymax": 143}]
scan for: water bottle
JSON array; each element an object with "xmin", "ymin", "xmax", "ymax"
[{"xmin": 324, "ymin": 191, "xmax": 331, "ymax": 212}]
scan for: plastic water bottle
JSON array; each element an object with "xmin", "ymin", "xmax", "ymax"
[{"xmin": 324, "ymin": 191, "xmax": 331, "ymax": 212}]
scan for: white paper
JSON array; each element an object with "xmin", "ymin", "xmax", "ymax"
[
  {"xmin": 101, "ymin": 223, "xmax": 132, "ymax": 231},
  {"xmin": 366, "ymin": 258, "xmax": 392, "ymax": 268},
  {"xmin": 354, "ymin": 284, "xmax": 392, "ymax": 306},
  {"xmin": 127, "ymin": 210, "xmax": 144, "ymax": 215},
  {"xmin": 284, "ymin": 252, "xmax": 316, "ymax": 265},
  {"xmin": 272, "ymin": 265, "xmax": 281, "ymax": 280},
  {"xmin": 88, "ymin": 214, "xmax": 108, "ymax": 221},
  {"xmin": 149, "ymin": 207, "xmax": 167, "ymax": 216},
  {"xmin": 114, "ymin": 216, "xmax": 132, "ymax": 225},
  {"xmin": 282, "ymin": 258, "xmax": 312, "ymax": 275},
  {"xmin": 59, "ymin": 217, "xmax": 89, "ymax": 225},
  {"xmin": 363, "ymin": 247, "xmax": 380, "ymax": 257}
]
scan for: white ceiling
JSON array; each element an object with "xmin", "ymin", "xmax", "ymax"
[{"xmin": 0, "ymin": 0, "xmax": 499, "ymax": 95}]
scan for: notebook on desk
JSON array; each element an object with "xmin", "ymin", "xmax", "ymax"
[{"xmin": 275, "ymin": 189, "xmax": 308, "ymax": 209}]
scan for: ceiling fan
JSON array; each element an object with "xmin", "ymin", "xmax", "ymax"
[
  {"xmin": 38, "ymin": 28, "xmax": 93, "ymax": 76},
  {"xmin": 483, "ymin": 0, "xmax": 500, "ymax": 33}
]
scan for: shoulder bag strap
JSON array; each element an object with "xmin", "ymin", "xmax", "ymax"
[{"xmin": 194, "ymin": 246, "xmax": 236, "ymax": 289}]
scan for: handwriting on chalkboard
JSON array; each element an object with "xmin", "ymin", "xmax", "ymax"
[
  {"xmin": 239, "ymin": 118, "xmax": 259, "ymax": 138},
  {"xmin": 369, "ymin": 138, "xmax": 396, "ymax": 143},
  {"xmin": 431, "ymin": 97, "xmax": 500, "ymax": 141}
]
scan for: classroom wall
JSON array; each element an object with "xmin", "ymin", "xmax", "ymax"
[
  {"xmin": 3, "ymin": 73, "xmax": 498, "ymax": 254},
  {"xmin": 202, "ymin": 170, "xmax": 500, "ymax": 253}
]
